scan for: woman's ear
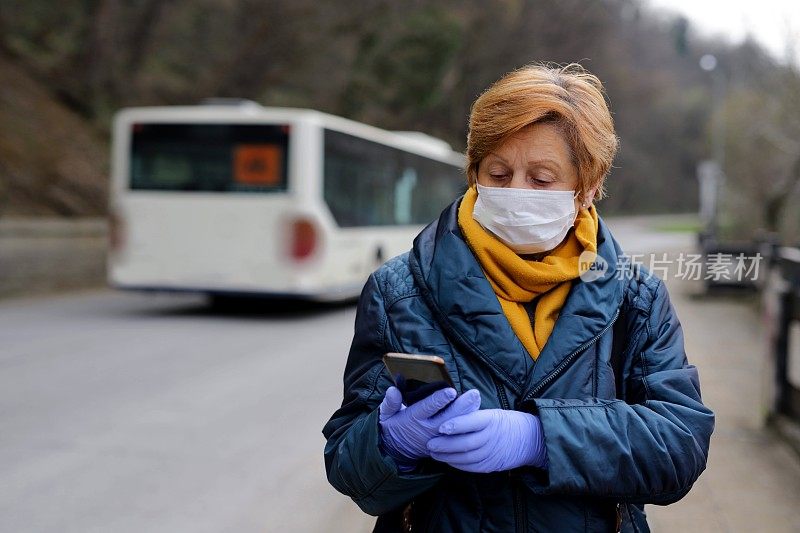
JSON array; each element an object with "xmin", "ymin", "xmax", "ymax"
[{"xmin": 582, "ymin": 186, "xmax": 598, "ymax": 207}]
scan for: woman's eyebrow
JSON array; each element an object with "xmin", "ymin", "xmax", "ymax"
[
  {"xmin": 527, "ymin": 158, "xmax": 562, "ymax": 170},
  {"xmin": 484, "ymin": 153, "xmax": 509, "ymax": 165},
  {"xmin": 485, "ymin": 154, "xmax": 563, "ymax": 171}
]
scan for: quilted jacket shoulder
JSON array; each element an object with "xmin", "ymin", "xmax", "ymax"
[
  {"xmin": 622, "ymin": 261, "xmax": 661, "ymax": 317},
  {"xmin": 377, "ymin": 249, "xmax": 659, "ymax": 322},
  {"xmin": 374, "ymin": 252, "xmax": 417, "ymax": 307}
]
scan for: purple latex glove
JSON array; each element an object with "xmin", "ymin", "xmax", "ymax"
[
  {"xmin": 426, "ymin": 409, "xmax": 548, "ymax": 473},
  {"xmin": 379, "ymin": 386, "xmax": 482, "ymax": 468}
]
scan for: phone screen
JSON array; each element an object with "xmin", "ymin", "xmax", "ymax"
[{"xmin": 382, "ymin": 353, "xmax": 454, "ymax": 405}]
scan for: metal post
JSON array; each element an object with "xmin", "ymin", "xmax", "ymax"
[{"xmin": 699, "ymin": 54, "xmax": 727, "ymax": 240}]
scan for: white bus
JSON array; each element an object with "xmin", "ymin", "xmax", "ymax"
[{"xmin": 107, "ymin": 101, "xmax": 466, "ymax": 302}]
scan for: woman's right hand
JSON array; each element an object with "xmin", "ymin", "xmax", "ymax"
[{"xmin": 378, "ymin": 386, "xmax": 481, "ymax": 469}]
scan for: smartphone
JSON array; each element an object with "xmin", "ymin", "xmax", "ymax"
[{"xmin": 382, "ymin": 352, "xmax": 455, "ymax": 406}]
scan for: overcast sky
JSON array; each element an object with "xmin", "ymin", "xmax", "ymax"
[{"xmin": 646, "ymin": 0, "xmax": 800, "ymax": 63}]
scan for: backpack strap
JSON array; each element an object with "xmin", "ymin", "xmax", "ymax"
[{"xmin": 610, "ymin": 304, "xmax": 628, "ymax": 399}]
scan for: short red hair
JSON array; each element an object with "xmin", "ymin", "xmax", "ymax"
[{"xmin": 466, "ymin": 63, "xmax": 619, "ymax": 201}]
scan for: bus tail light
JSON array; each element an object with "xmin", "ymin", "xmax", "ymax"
[{"xmin": 290, "ymin": 218, "xmax": 317, "ymax": 260}]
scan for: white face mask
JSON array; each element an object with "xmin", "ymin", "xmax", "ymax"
[{"xmin": 472, "ymin": 184, "xmax": 578, "ymax": 254}]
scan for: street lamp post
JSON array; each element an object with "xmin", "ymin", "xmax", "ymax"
[{"xmin": 698, "ymin": 53, "xmax": 727, "ymax": 240}]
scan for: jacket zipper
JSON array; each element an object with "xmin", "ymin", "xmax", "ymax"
[
  {"xmin": 493, "ymin": 376, "xmax": 525, "ymax": 532},
  {"xmin": 493, "ymin": 375, "xmax": 510, "ymax": 410},
  {"xmin": 513, "ymin": 478, "xmax": 525, "ymax": 533},
  {"xmin": 522, "ymin": 308, "xmax": 620, "ymax": 402},
  {"xmin": 508, "ymin": 309, "xmax": 619, "ymax": 533},
  {"xmin": 493, "ymin": 309, "xmax": 620, "ymax": 532}
]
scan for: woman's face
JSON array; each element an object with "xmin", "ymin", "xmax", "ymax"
[{"xmin": 476, "ymin": 122, "xmax": 596, "ymax": 210}]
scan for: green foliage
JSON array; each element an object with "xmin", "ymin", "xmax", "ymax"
[
  {"xmin": 716, "ymin": 68, "xmax": 800, "ymax": 243},
  {"xmin": 341, "ymin": 6, "xmax": 461, "ymax": 120},
  {"xmin": 0, "ymin": 0, "xmax": 798, "ymax": 234}
]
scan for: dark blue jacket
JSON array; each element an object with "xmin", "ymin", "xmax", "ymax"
[{"xmin": 323, "ymin": 197, "xmax": 714, "ymax": 532}]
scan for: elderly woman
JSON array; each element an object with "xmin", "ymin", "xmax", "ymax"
[{"xmin": 322, "ymin": 64, "xmax": 714, "ymax": 532}]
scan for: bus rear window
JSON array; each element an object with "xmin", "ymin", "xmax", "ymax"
[{"xmin": 130, "ymin": 124, "xmax": 289, "ymax": 192}]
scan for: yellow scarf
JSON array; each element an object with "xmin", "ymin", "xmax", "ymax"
[{"xmin": 457, "ymin": 186, "xmax": 599, "ymax": 360}]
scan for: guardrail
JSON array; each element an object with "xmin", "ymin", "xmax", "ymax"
[
  {"xmin": 697, "ymin": 230, "xmax": 766, "ymax": 290},
  {"xmin": 764, "ymin": 247, "xmax": 800, "ymax": 426},
  {"xmin": 700, "ymin": 229, "xmax": 800, "ymax": 429},
  {"xmin": 0, "ymin": 217, "xmax": 108, "ymax": 299}
]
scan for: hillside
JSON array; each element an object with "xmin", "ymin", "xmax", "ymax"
[{"xmin": 0, "ymin": 52, "xmax": 107, "ymax": 217}]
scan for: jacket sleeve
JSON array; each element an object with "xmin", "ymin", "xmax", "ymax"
[
  {"xmin": 322, "ymin": 273, "xmax": 443, "ymax": 516},
  {"xmin": 522, "ymin": 277, "xmax": 715, "ymax": 505}
]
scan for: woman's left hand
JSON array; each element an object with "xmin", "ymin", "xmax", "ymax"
[{"xmin": 427, "ymin": 408, "xmax": 548, "ymax": 473}]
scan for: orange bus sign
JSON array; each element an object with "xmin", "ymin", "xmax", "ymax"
[{"xmin": 233, "ymin": 144, "xmax": 282, "ymax": 185}]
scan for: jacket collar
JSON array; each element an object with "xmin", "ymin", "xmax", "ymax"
[{"xmin": 409, "ymin": 196, "xmax": 626, "ymax": 395}]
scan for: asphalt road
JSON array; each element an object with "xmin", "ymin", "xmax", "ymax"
[{"xmin": 0, "ymin": 291, "xmax": 372, "ymax": 532}]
